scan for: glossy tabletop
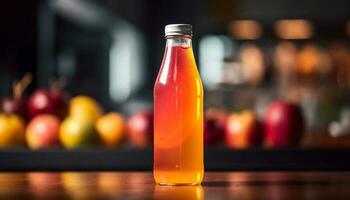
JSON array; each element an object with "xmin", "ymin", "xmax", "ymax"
[{"xmin": 0, "ymin": 171, "xmax": 349, "ymax": 199}]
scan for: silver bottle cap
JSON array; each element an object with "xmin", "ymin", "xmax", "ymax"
[{"xmin": 165, "ymin": 24, "xmax": 192, "ymax": 37}]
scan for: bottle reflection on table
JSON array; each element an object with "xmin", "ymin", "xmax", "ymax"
[{"xmin": 154, "ymin": 185, "xmax": 204, "ymax": 200}]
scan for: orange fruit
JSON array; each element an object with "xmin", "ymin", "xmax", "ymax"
[
  {"xmin": 96, "ymin": 113, "xmax": 126, "ymax": 147},
  {"xmin": 0, "ymin": 114, "xmax": 25, "ymax": 147}
]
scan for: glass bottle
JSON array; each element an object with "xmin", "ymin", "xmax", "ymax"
[{"xmin": 154, "ymin": 24, "xmax": 204, "ymax": 185}]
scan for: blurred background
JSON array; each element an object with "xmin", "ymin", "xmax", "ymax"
[{"xmin": 0, "ymin": 0, "xmax": 350, "ymax": 153}]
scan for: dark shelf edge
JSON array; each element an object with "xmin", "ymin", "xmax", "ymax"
[
  {"xmin": 205, "ymin": 148, "xmax": 350, "ymax": 171},
  {"xmin": 0, "ymin": 148, "xmax": 349, "ymax": 171}
]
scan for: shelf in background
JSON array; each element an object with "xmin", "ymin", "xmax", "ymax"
[{"xmin": 0, "ymin": 148, "xmax": 349, "ymax": 171}]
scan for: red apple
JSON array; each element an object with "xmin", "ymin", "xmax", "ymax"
[
  {"xmin": 204, "ymin": 108, "xmax": 227, "ymax": 145},
  {"xmin": 225, "ymin": 111, "xmax": 263, "ymax": 149},
  {"xmin": 1, "ymin": 74, "xmax": 32, "ymax": 120},
  {"xmin": 26, "ymin": 114, "xmax": 61, "ymax": 149},
  {"xmin": 27, "ymin": 89, "xmax": 67, "ymax": 119},
  {"xmin": 264, "ymin": 100, "xmax": 304, "ymax": 148},
  {"xmin": 127, "ymin": 110, "xmax": 153, "ymax": 148},
  {"xmin": 28, "ymin": 89, "xmax": 55, "ymax": 118},
  {"xmin": 50, "ymin": 89, "xmax": 68, "ymax": 119},
  {"xmin": 1, "ymin": 97, "xmax": 27, "ymax": 119},
  {"xmin": 206, "ymin": 107, "xmax": 227, "ymax": 128},
  {"xmin": 204, "ymin": 118, "xmax": 225, "ymax": 145}
]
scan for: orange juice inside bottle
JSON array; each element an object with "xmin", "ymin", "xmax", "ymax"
[{"xmin": 154, "ymin": 24, "xmax": 204, "ymax": 185}]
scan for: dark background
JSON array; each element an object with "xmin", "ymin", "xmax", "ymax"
[{"xmin": 2, "ymin": 0, "xmax": 349, "ymax": 101}]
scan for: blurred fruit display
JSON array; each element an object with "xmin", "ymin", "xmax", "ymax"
[
  {"xmin": 1, "ymin": 30, "xmax": 350, "ymax": 150},
  {"xmin": 0, "ymin": 84, "xmax": 157, "ymax": 149}
]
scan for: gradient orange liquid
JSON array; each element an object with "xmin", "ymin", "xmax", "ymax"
[{"xmin": 154, "ymin": 37, "xmax": 204, "ymax": 185}]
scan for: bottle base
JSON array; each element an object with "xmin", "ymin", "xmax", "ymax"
[
  {"xmin": 154, "ymin": 170, "xmax": 204, "ymax": 186},
  {"xmin": 157, "ymin": 182, "xmax": 201, "ymax": 186}
]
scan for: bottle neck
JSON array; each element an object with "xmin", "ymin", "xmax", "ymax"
[{"xmin": 166, "ymin": 36, "xmax": 192, "ymax": 48}]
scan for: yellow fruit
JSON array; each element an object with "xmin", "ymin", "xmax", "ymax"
[
  {"xmin": 96, "ymin": 113, "xmax": 126, "ymax": 147},
  {"xmin": 59, "ymin": 117, "xmax": 97, "ymax": 149},
  {"xmin": 69, "ymin": 96, "xmax": 102, "ymax": 122},
  {"xmin": 0, "ymin": 114, "xmax": 25, "ymax": 147}
]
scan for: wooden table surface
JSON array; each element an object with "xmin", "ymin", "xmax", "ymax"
[{"xmin": 0, "ymin": 171, "xmax": 350, "ymax": 199}]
